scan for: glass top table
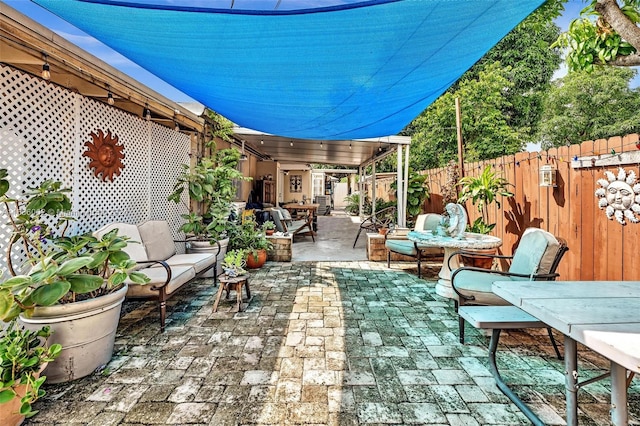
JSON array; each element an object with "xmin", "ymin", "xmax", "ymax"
[{"xmin": 407, "ymin": 230, "xmax": 502, "ymax": 299}]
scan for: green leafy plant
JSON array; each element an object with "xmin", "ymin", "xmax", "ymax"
[
  {"xmin": 168, "ymin": 145, "xmax": 250, "ymax": 241},
  {"xmin": 221, "ymin": 249, "xmax": 247, "ymax": 277},
  {"xmin": 553, "ymin": 1, "xmax": 638, "ymax": 72},
  {"xmin": 457, "ymin": 165, "xmax": 514, "ymax": 234},
  {"xmin": 391, "ymin": 170, "xmax": 429, "ymax": 226},
  {"xmin": 0, "ymin": 171, "xmax": 149, "ymax": 321},
  {"xmin": 228, "ymin": 216, "xmax": 273, "ymax": 260},
  {"xmin": 261, "ymin": 220, "xmax": 276, "ymax": 231},
  {"xmin": 0, "ymin": 320, "xmax": 62, "ymax": 419}
]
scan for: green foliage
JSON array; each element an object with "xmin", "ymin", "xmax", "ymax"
[
  {"xmin": 343, "ymin": 192, "xmax": 366, "ymax": 216},
  {"xmin": 0, "ymin": 173, "xmax": 149, "ymax": 321},
  {"xmin": 0, "ymin": 169, "xmax": 8, "ymax": 198},
  {"xmin": 457, "ymin": 165, "xmax": 514, "ymax": 234},
  {"xmin": 390, "ymin": 171, "xmax": 429, "ymax": 225},
  {"xmin": 409, "ymin": 62, "xmax": 527, "ymax": 169},
  {"xmin": 553, "ymin": 1, "xmax": 639, "ymax": 72},
  {"xmin": 227, "ymin": 216, "xmax": 273, "ymax": 259},
  {"xmin": 261, "ymin": 220, "xmax": 276, "ymax": 230},
  {"xmin": 404, "ymin": 5, "xmax": 562, "ymax": 168},
  {"xmin": 537, "ymin": 67, "xmax": 640, "ymax": 148},
  {"xmin": 0, "ymin": 320, "xmax": 62, "ymax": 419},
  {"xmin": 168, "ymin": 147, "xmax": 249, "ymax": 240},
  {"xmin": 221, "ymin": 249, "xmax": 247, "ymax": 277}
]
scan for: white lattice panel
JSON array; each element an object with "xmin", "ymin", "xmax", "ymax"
[{"xmin": 0, "ymin": 65, "xmax": 191, "ymax": 273}]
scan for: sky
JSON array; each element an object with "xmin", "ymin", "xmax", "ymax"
[{"xmin": 0, "ymin": 0, "xmax": 602, "ymax": 103}]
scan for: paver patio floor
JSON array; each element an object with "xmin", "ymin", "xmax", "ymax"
[{"xmin": 28, "ymin": 261, "xmax": 639, "ymax": 425}]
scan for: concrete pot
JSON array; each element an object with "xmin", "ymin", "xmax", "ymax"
[
  {"xmin": 18, "ymin": 285, "xmax": 127, "ymax": 384},
  {"xmin": 187, "ymin": 237, "xmax": 229, "ymax": 277}
]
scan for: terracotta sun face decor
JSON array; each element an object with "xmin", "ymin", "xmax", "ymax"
[
  {"xmin": 595, "ymin": 167, "xmax": 640, "ymax": 225},
  {"xmin": 83, "ymin": 129, "xmax": 125, "ymax": 182}
]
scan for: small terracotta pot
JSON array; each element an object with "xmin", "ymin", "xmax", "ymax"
[
  {"xmin": 266, "ymin": 229, "xmax": 274, "ymax": 236},
  {"xmin": 378, "ymin": 228, "xmax": 389, "ymax": 236},
  {"xmin": 246, "ymin": 249, "xmax": 268, "ymax": 269}
]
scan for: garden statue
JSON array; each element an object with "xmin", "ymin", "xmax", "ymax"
[{"xmin": 443, "ymin": 203, "xmax": 467, "ymax": 238}]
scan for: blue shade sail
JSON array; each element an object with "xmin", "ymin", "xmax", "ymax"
[{"xmin": 33, "ymin": 0, "xmax": 544, "ymax": 139}]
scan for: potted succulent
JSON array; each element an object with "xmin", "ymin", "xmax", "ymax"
[
  {"xmin": 262, "ymin": 220, "xmax": 276, "ymax": 236},
  {"xmin": 168, "ymin": 144, "xmax": 250, "ymax": 275},
  {"xmin": 220, "ymin": 249, "xmax": 247, "ymax": 278},
  {"xmin": 0, "ymin": 170, "xmax": 149, "ymax": 383},
  {"xmin": 0, "ymin": 319, "xmax": 61, "ymax": 425},
  {"xmin": 457, "ymin": 164, "xmax": 514, "ymax": 267},
  {"xmin": 228, "ymin": 216, "xmax": 273, "ymax": 269}
]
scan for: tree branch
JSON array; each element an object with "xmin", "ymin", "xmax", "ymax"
[
  {"xmin": 603, "ymin": 52, "xmax": 640, "ymax": 66},
  {"xmin": 596, "ymin": 0, "xmax": 640, "ymax": 53}
]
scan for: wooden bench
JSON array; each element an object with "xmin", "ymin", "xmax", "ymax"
[{"xmin": 459, "ymin": 306, "xmax": 561, "ymax": 426}]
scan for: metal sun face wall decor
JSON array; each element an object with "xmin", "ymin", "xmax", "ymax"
[
  {"xmin": 595, "ymin": 167, "xmax": 640, "ymax": 225},
  {"xmin": 83, "ymin": 129, "xmax": 125, "ymax": 182}
]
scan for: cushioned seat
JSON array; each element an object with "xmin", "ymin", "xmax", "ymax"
[
  {"xmin": 94, "ymin": 220, "xmax": 220, "ymax": 331},
  {"xmin": 451, "ymin": 227, "xmax": 568, "ymax": 343},
  {"xmin": 384, "ymin": 213, "xmax": 443, "ymax": 278}
]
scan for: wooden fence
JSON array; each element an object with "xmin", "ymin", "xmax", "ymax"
[{"xmin": 419, "ymin": 133, "xmax": 640, "ymax": 281}]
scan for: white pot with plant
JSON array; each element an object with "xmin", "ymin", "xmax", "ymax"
[{"xmin": 0, "ymin": 170, "xmax": 149, "ymax": 384}]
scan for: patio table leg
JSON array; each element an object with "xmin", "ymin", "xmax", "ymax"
[
  {"xmin": 564, "ymin": 335, "xmax": 578, "ymax": 426},
  {"xmin": 610, "ymin": 361, "xmax": 628, "ymax": 426},
  {"xmin": 488, "ymin": 329, "xmax": 545, "ymax": 426}
]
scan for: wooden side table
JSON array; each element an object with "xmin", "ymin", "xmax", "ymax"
[{"xmin": 213, "ymin": 274, "xmax": 251, "ymax": 312}]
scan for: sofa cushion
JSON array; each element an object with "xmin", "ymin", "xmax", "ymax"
[
  {"xmin": 385, "ymin": 240, "xmax": 417, "ymax": 256},
  {"xmin": 509, "ymin": 228, "xmax": 561, "ymax": 277},
  {"xmin": 163, "ymin": 253, "xmax": 216, "ymax": 274},
  {"xmin": 126, "ymin": 264, "xmax": 195, "ymax": 297},
  {"xmin": 93, "ymin": 223, "xmax": 149, "ymax": 263},
  {"xmin": 138, "ymin": 220, "xmax": 176, "ymax": 261},
  {"xmin": 452, "ymin": 269, "xmax": 511, "ymax": 305}
]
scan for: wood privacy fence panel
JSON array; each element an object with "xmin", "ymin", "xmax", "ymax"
[{"xmin": 422, "ymin": 133, "xmax": 640, "ymax": 281}]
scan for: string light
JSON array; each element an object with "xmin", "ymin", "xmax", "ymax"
[
  {"xmin": 143, "ymin": 103, "xmax": 151, "ymax": 121},
  {"xmin": 290, "ymin": 141, "xmax": 293, "ymax": 147},
  {"xmin": 349, "ymin": 143, "xmax": 352, "ymax": 150},
  {"xmin": 107, "ymin": 86, "xmax": 115, "ymax": 105},
  {"xmin": 41, "ymin": 55, "xmax": 50, "ymax": 80},
  {"xmin": 260, "ymin": 139, "xmax": 264, "ymax": 145},
  {"xmin": 320, "ymin": 141, "xmax": 323, "ymax": 148}
]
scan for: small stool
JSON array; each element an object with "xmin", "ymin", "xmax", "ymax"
[{"xmin": 213, "ymin": 274, "xmax": 251, "ymax": 312}]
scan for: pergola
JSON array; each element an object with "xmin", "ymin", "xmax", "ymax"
[{"xmin": 232, "ymin": 127, "xmax": 412, "ymax": 227}]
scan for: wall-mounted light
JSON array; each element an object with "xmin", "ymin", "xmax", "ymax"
[
  {"xmin": 539, "ymin": 164, "xmax": 557, "ymax": 187},
  {"xmin": 41, "ymin": 55, "xmax": 51, "ymax": 80}
]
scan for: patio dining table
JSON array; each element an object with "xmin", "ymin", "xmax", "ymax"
[
  {"xmin": 407, "ymin": 230, "xmax": 502, "ymax": 299},
  {"xmin": 493, "ymin": 280, "xmax": 640, "ymax": 426}
]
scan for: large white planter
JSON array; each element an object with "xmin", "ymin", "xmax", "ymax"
[
  {"xmin": 187, "ymin": 237, "xmax": 229, "ymax": 277},
  {"xmin": 18, "ymin": 284, "xmax": 127, "ymax": 384}
]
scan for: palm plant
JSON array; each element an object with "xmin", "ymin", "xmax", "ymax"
[{"xmin": 457, "ymin": 165, "xmax": 513, "ymax": 234}]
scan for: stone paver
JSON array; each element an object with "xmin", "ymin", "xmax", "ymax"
[{"xmin": 28, "ymin": 261, "xmax": 639, "ymax": 425}]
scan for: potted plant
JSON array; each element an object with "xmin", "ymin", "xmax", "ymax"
[
  {"xmin": 457, "ymin": 164, "xmax": 514, "ymax": 267},
  {"xmin": 457, "ymin": 164, "xmax": 514, "ymax": 234},
  {"xmin": 220, "ymin": 249, "xmax": 247, "ymax": 278},
  {"xmin": 0, "ymin": 170, "xmax": 149, "ymax": 383},
  {"xmin": 0, "ymin": 319, "xmax": 61, "ymax": 425},
  {"xmin": 262, "ymin": 220, "xmax": 276, "ymax": 236},
  {"xmin": 168, "ymin": 143, "xmax": 250, "ymax": 275},
  {"xmin": 228, "ymin": 216, "xmax": 273, "ymax": 269}
]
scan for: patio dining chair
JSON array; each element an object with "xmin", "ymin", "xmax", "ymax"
[
  {"xmin": 352, "ymin": 205, "xmax": 396, "ymax": 248},
  {"xmin": 450, "ymin": 227, "xmax": 568, "ymax": 350}
]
